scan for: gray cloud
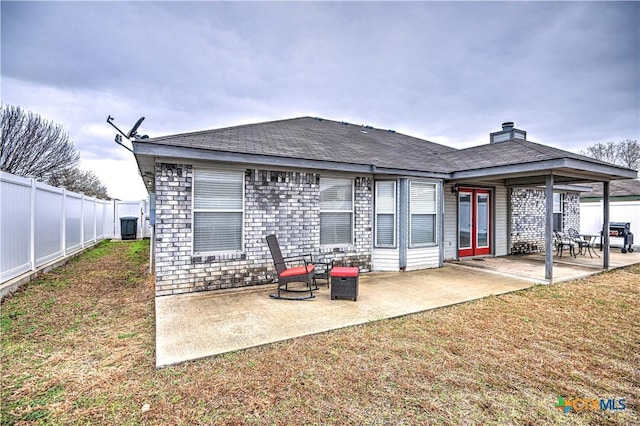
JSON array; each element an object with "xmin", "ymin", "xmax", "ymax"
[{"xmin": 2, "ymin": 1, "xmax": 638, "ymax": 198}]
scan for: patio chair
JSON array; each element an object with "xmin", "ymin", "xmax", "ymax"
[
  {"xmin": 266, "ymin": 234, "xmax": 316, "ymax": 300},
  {"xmin": 567, "ymin": 228, "xmax": 590, "ymax": 256},
  {"xmin": 553, "ymin": 231, "xmax": 576, "ymax": 258}
]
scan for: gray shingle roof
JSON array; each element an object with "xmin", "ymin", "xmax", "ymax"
[
  {"xmin": 440, "ymin": 138, "xmax": 624, "ymax": 172},
  {"xmin": 143, "ymin": 117, "xmax": 458, "ymax": 173},
  {"xmin": 582, "ymin": 179, "xmax": 640, "ymax": 198},
  {"xmin": 136, "ymin": 116, "xmax": 635, "ymax": 180}
]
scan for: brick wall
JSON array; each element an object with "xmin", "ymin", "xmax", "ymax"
[
  {"xmin": 563, "ymin": 192, "xmax": 580, "ymax": 232},
  {"xmin": 510, "ymin": 188, "xmax": 580, "ymax": 254},
  {"xmin": 154, "ymin": 164, "xmax": 372, "ymax": 296}
]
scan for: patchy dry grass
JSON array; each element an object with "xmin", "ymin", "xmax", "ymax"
[{"xmin": 1, "ymin": 240, "xmax": 638, "ymax": 425}]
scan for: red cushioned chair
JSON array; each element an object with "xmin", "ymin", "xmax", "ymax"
[{"xmin": 266, "ymin": 234, "xmax": 316, "ymax": 300}]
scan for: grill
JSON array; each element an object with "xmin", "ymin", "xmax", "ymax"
[{"xmin": 602, "ymin": 222, "xmax": 634, "ymax": 253}]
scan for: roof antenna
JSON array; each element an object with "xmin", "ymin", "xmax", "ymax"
[
  {"xmin": 106, "ymin": 115, "xmax": 149, "ymax": 153},
  {"xmin": 127, "ymin": 116, "xmax": 145, "ymax": 139}
]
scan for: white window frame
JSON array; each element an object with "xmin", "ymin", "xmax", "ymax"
[
  {"xmin": 375, "ymin": 180, "xmax": 397, "ymax": 248},
  {"xmin": 192, "ymin": 169, "xmax": 245, "ymax": 255},
  {"xmin": 553, "ymin": 192, "xmax": 563, "ymax": 232},
  {"xmin": 319, "ymin": 177, "xmax": 354, "ymax": 247},
  {"xmin": 409, "ymin": 181, "xmax": 438, "ymax": 247}
]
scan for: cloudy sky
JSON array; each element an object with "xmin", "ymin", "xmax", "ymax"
[{"xmin": 2, "ymin": 1, "xmax": 638, "ymax": 200}]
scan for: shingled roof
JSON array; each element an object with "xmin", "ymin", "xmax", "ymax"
[
  {"xmin": 144, "ymin": 117, "xmax": 458, "ymax": 174},
  {"xmin": 133, "ymin": 116, "xmax": 637, "ymax": 192},
  {"xmin": 581, "ymin": 179, "xmax": 640, "ymax": 198},
  {"xmin": 441, "ymin": 138, "xmax": 622, "ymax": 172}
]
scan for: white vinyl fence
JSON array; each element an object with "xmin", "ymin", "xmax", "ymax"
[
  {"xmin": 1, "ymin": 170, "xmax": 149, "ymax": 285},
  {"xmin": 580, "ymin": 200, "xmax": 640, "ymax": 248}
]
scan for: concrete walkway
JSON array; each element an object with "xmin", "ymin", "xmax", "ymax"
[{"xmin": 155, "ymin": 251, "xmax": 640, "ymax": 368}]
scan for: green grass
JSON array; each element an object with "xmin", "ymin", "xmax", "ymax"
[{"xmin": 81, "ymin": 239, "xmax": 112, "ymax": 259}]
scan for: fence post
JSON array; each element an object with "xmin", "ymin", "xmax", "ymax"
[
  {"xmin": 93, "ymin": 198, "xmax": 97, "ymax": 243},
  {"xmin": 114, "ymin": 199, "xmax": 119, "ymax": 238},
  {"xmin": 81, "ymin": 194, "xmax": 85, "ymax": 249},
  {"xmin": 62, "ymin": 189, "xmax": 67, "ymax": 256},
  {"xmin": 30, "ymin": 178, "xmax": 36, "ymax": 272}
]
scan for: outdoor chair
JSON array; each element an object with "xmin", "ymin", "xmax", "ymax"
[
  {"xmin": 567, "ymin": 228, "xmax": 590, "ymax": 256},
  {"xmin": 266, "ymin": 234, "xmax": 316, "ymax": 300},
  {"xmin": 553, "ymin": 231, "xmax": 576, "ymax": 258}
]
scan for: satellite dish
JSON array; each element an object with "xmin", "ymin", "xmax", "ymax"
[{"xmin": 127, "ymin": 116, "xmax": 145, "ymax": 138}]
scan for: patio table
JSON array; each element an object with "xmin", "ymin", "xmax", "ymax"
[
  {"xmin": 313, "ymin": 259, "xmax": 333, "ymax": 288},
  {"xmin": 578, "ymin": 234, "xmax": 600, "ymax": 258}
]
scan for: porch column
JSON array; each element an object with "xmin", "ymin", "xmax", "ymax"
[
  {"xmin": 603, "ymin": 181, "xmax": 610, "ymax": 269},
  {"xmin": 545, "ymin": 174, "xmax": 554, "ymax": 281},
  {"xmin": 506, "ymin": 184, "xmax": 512, "ymax": 254}
]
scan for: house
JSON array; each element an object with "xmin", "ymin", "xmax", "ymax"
[
  {"xmin": 580, "ymin": 179, "xmax": 640, "ymax": 244},
  {"xmin": 132, "ymin": 118, "xmax": 637, "ymax": 296}
]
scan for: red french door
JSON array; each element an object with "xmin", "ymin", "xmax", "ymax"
[{"xmin": 458, "ymin": 188, "xmax": 491, "ymax": 257}]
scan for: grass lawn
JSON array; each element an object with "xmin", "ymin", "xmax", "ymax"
[{"xmin": 1, "ymin": 239, "xmax": 638, "ymax": 425}]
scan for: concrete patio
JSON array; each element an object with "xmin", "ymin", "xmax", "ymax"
[{"xmin": 155, "ymin": 250, "xmax": 640, "ymax": 368}]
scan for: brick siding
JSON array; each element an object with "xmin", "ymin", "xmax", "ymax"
[
  {"xmin": 510, "ymin": 188, "xmax": 580, "ymax": 254},
  {"xmin": 154, "ymin": 164, "xmax": 372, "ymax": 296}
]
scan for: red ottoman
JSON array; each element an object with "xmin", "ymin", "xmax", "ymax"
[{"xmin": 330, "ymin": 267, "xmax": 359, "ymax": 301}]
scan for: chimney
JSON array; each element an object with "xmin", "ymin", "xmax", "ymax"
[{"xmin": 490, "ymin": 121, "xmax": 526, "ymax": 143}]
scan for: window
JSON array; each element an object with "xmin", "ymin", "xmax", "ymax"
[
  {"xmin": 375, "ymin": 181, "xmax": 396, "ymax": 247},
  {"xmin": 553, "ymin": 192, "xmax": 563, "ymax": 232},
  {"xmin": 193, "ymin": 170, "xmax": 243, "ymax": 254},
  {"xmin": 410, "ymin": 182, "xmax": 437, "ymax": 246},
  {"xmin": 320, "ymin": 177, "xmax": 353, "ymax": 245}
]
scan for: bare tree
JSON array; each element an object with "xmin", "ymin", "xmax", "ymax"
[
  {"xmin": 1, "ymin": 104, "xmax": 80, "ymax": 181},
  {"xmin": 48, "ymin": 168, "xmax": 110, "ymax": 199},
  {"xmin": 582, "ymin": 139, "xmax": 640, "ymax": 171}
]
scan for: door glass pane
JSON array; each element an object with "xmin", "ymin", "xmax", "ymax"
[
  {"xmin": 459, "ymin": 193, "xmax": 471, "ymax": 249},
  {"xmin": 477, "ymin": 194, "xmax": 489, "ymax": 248}
]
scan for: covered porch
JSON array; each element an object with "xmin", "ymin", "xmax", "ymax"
[
  {"xmin": 446, "ymin": 143, "xmax": 637, "ymax": 281},
  {"xmin": 452, "ymin": 249, "xmax": 640, "ymax": 283}
]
